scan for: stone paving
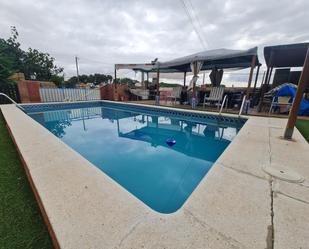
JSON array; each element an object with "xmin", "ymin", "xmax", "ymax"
[{"xmin": 1, "ymin": 103, "xmax": 308, "ymax": 249}]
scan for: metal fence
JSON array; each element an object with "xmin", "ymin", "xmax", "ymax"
[{"xmin": 39, "ymin": 88, "xmax": 101, "ymax": 102}]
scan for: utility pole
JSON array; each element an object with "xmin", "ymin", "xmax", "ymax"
[{"xmin": 75, "ymin": 56, "xmax": 80, "ymax": 85}]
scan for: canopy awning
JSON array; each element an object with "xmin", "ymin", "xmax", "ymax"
[
  {"xmin": 264, "ymin": 43, "xmax": 309, "ymax": 68},
  {"xmin": 115, "ymin": 63, "xmax": 154, "ymax": 71},
  {"xmin": 156, "ymin": 47, "xmax": 260, "ymax": 72},
  {"xmin": 115, "ymin": 47, "xmax": 260, "ymax": 73}
]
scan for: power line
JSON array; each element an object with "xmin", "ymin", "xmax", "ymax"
[
  {"xmin": 78, "ymin": 57, "xmax": 114, "ymax": 65},
  {"xmin": 180, "ymin": 0, "xmax": 208, "ymax": 49},
  {"xmin": 186, "ymin": 0, "xmax": 209, "ymax": 47}
]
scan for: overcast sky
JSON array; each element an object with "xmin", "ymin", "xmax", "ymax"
[{"xmin": 1, "ymin": 0, "xmax": 308, "ymax": 86}]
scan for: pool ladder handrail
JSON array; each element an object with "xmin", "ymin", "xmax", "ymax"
[
  {"xmin": 219, "ymin": 95, "xmax": 228, "ymax": 115},
  {"xmin": 0, "ymin": 93, "xmax": 25, "ymax": 111},
  {"xmin": 238, "ymin": 95, "xmax": 246, "ymax": 117}
]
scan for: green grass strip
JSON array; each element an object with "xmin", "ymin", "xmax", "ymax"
[
  {"xmin": 0, "ymin": 113, "xmax": 53, "ymax": 249},
  {"xmin": 296, "ymin": 119, "xmax": 309, "ymax": 142}
]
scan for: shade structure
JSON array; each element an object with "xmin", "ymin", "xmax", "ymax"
[
  {"xmin": 115, "ymin": 47, "xmax": 260, "ymax": 73},
  {"xmin": 156, "ymin": 47, "xmax": 260, "ymax": 72},
  {"xmin": 115, "ymin": 63, "xmax": 154, "ymax": 71},
  {"xmin": 264, "ymin": 43, "xmax": 309, "ymax": 68}
]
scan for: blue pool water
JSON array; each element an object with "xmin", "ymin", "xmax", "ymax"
[{"xmin": 28, "ymin": 104, "xmax": 243, "ymax": 213}]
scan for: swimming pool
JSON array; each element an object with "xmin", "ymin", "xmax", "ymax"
[{"xmin": 26, "ymin": 102, "xmax": 244, "ymax": 213}]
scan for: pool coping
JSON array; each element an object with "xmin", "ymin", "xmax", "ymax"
[{"xmin": 1, "ymin": 101, "xmax": 309, "ymax": 249}]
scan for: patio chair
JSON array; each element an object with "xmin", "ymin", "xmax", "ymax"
[
  {"xmin": 269, "ymin": 96, "xmax": 292, "ymax": 114},
  {"xmin": 129, "ymin": 89, "xmax": 149, "ymax": 100},
  {"xmin": 166, "ymin": 87, "xmax": 182, "ymax": 105},
  {"xmin": 203, "ymin": 86, "xmax": 225, "ymax": 108}
]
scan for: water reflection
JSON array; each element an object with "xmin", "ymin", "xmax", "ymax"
[
  {"xmin": 30, "ymin": 106, "xmax": 239, "ymax": 162},
  {"xmin": 29, "ymin": 106, "xmax": 241, "ymax": 213}
]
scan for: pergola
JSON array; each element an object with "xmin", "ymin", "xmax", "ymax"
[
  {"xmin": 258, "ymin": 42, "xmax": 309, "ymax": 111},
  {"xmin": 115, "ymin": 47, "xmax": 260, "ymax": 107}
]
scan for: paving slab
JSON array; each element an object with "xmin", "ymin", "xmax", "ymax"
[
  {"xmin": 184, "ymin": 165, "xmax": 271, "ymax": 249},
  {"xmin": 273, "ymin": 179, "xmax": 309, "ymax": 204},
  {"xmin": 273, "ymin": 193, "xmax": 309, "ymax": 249},
  {"xmin": 217, "ymin": 121, "xmax": 271, "ymax": 180},
  {"xmin": 1, "ymin": 103, "xmax": 309, "ymax": 249},
  {"xmin": 117, "ymin": 210, "xmax": 247, "ymax": 249},
  {"xmin": 269, "ymin": 127, "xmax": 309, "ymax": 181}
]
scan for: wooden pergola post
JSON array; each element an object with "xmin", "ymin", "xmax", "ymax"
[
  {"xmin": 146, "ymin": 72, "xmax": 149, "ymax": 89},
  {"xmin": 192, "ymin": 61, "xmax": 198, "ymax": 108},
  {"xmin": 183, "ymin": 71, "xmax": 187, "ymax": 86},
  {"xmin": 156, "ymin": 64, "xmax": 160, "ymax": 105},
  {"xmin": 257, "ymin": 67, "xmax": 270, "ymax": 112},
  {"xmin": 141, "ymin": 71, "xmax": 145, "ymax": 89},
  {"xmin": 193, "ymin": 61, "xmax": 198, "ymax": 98},
  {"xmin": 252, "ymin": 65, "xmax": 261, "ymax": 94},
  {"xmin": 267, "ymin": 67, "xmax": 274, "ymax": 85},
  {"xmin": 245, "ymin": 55, "xmax": 257, "ymax": 99},
  {"xmin": 257, "ymin": 50, "xmax": 275, "ymax": 112},
  {"xmin": 284, "ymin": 48, "xmax": 309, "ymax": 139},
  {"xmin": 114, "ymin": 65, "xmax": 118, "ymax": 100}
]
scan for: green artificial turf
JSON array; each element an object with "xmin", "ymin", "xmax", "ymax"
[
  {"xmin": 296, "ymin": 119, "xmax": 309, "ymax": 142},
  {"xmin": 0, "ymin": 113, "xmax": 53, "ymax": 249}
]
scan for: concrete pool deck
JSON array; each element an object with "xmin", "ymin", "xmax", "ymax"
[{"xmin": 1, "ymin": 102, "xmax": 309, "ymax": 249}]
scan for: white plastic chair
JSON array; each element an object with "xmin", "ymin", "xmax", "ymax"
[
  {"xmin": 166, "ymin": 87, "xmax": 182, "ymax": 105},
  {"xmin": 203, "ymin": 86, "xmax": 225, "ymax": 108}
]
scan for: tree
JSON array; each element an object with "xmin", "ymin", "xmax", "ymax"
[
  {"xmin": 65, "ymin": 73, "xmax": 113, "ymax": 87},
  {"xmin": 94, "ymin": 74, "xmax": 112, "ymax": 84},
  {"xmin": 1, "ymin": 26, "xmax": 24, "ymax": 73},
  {"xmin": 0, "ymin": 26, "xmax": 63, "ymax": 84},
  {"xmin": 79, "ymin": 74, "xmax": 88, "ymax": 83},
  {"xmin": 65, "ymin": 76, "xmax": 78, "ymax": 88},
  {"xmin": 50, "ymin": 74, "xmax": 64, "ymax": 87},
  {"xmin": 0, "ymin": 27, "xmax": 19, "ymax": 86},
  {"xmin": 119, "ymin": 77, "xmax": 136, "ymax": 86},
  {"xmin": 23, "ymin": 48, "xmax": 63, "ymax": 81},
  {"xmin": 0, "ymin": 53, "xmax": 14, "ymax": 86}
]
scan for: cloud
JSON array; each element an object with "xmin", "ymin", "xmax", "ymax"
[{"xmin": 0, "ymin": 0, "xmax": 308, "ymax": 85}]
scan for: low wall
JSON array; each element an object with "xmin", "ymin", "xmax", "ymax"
[
  {"xmin": 16, "ymin": 81, "xmax": 130, "ymax": 103},
  {"xmin": 100, "ymin": 84, "xmax": 130, "ymax": 101},
  {"xmin": 17, "ymin": 81, "xmax": 41, "ymax": 103}
]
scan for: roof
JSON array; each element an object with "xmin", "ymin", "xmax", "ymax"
[
  {"xmin": 115, "ymin": 63, "xmax": 154, "ymax": 71},
  {"xmin": 155, "ymin": 47, "xmax": 259, "ymax": 72},
  {"xmin": 264, "ymin": 43, "xmax": 309, "ymax": 68},
  {"xmin": 116, "ymin": 47, "xmax": 260, "ymax": 73},
  {"xmin": 156, "ymin": 47, "xmax": 260, "ymax": 72}
]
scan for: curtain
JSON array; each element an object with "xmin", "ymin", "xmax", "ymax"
[{"xmin": 188, "ymin": 61, "xmax": 203, "ymax": 91}]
